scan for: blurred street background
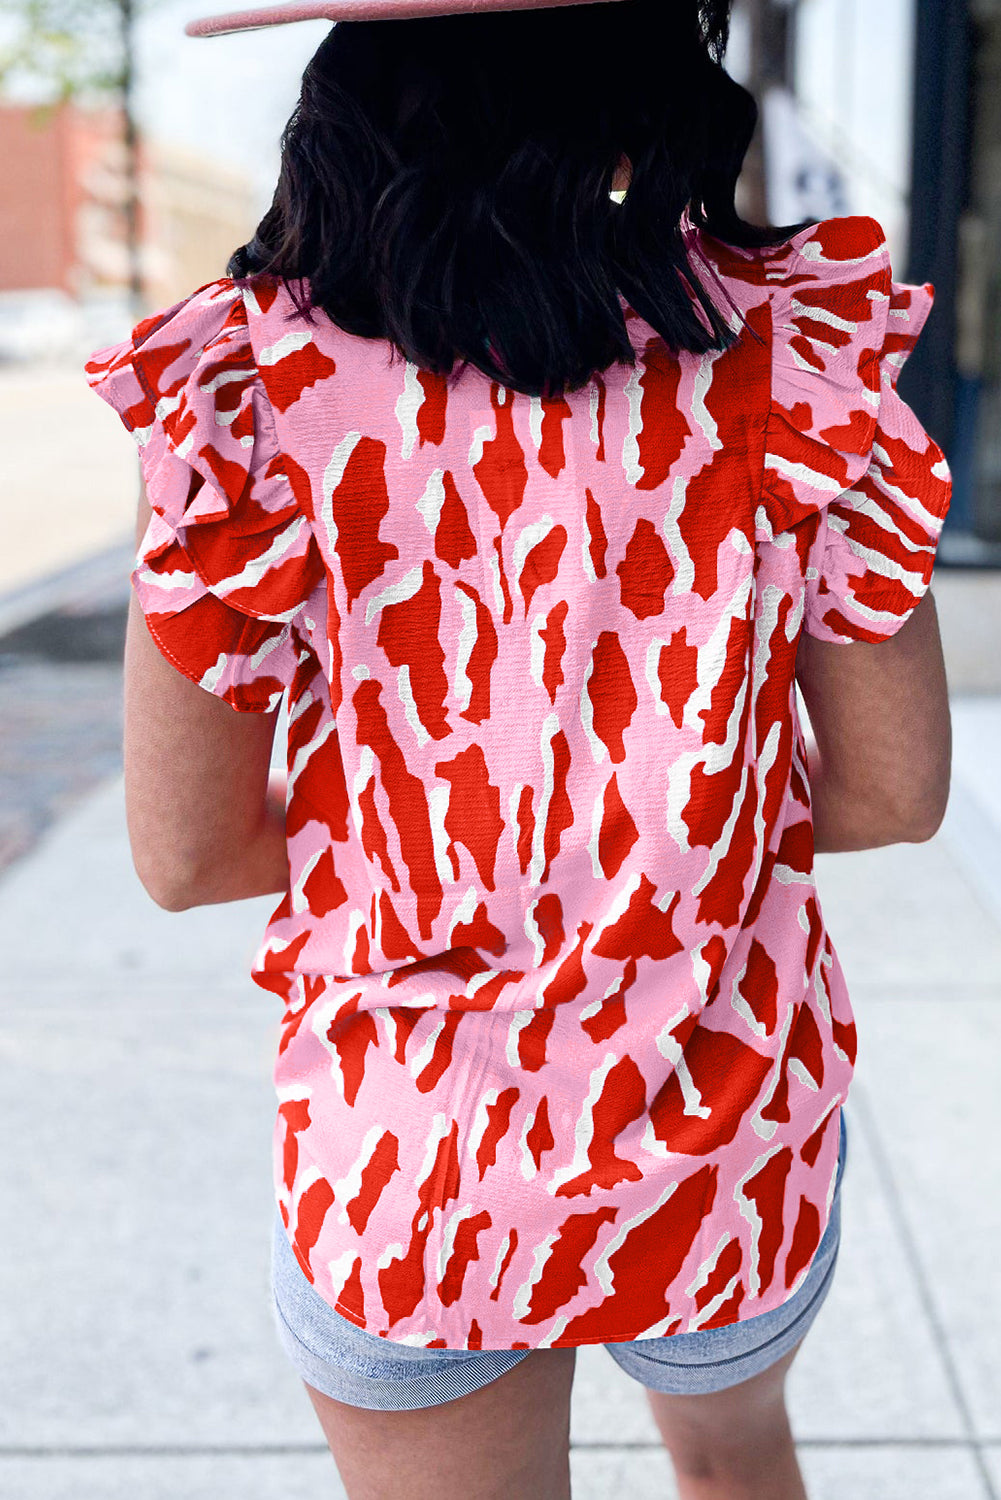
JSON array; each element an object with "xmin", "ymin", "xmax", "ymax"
[{"xmin": 1, "ymin": 2, "xmax": 999, "ymax": 1497}]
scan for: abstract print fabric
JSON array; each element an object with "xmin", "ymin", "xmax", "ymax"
[{"xmin": 86, "ymin": 214, "xmax": 951, "ymax": 1350}]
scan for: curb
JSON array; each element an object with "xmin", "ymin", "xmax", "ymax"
[{"xmin": 0, "ymin": 541, "xmax": 134, "ymax": 643}]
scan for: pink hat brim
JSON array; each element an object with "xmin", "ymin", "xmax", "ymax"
[{"xmin": 186, "ymin": 0, "xmax": 620, "ymax": 36}]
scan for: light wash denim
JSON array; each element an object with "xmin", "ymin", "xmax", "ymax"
[{"xmin": 271, "ymin": 1111, "xmax": 847, "ymax": 1410}]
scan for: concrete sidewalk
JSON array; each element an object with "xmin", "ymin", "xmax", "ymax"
[
  {"xmin": 1, "ymin": 699, "xmax": 999, "ymax": 1500},
  {"xmin": 0, "ymin": 363, "xmax": 138, "ymax": 600}
]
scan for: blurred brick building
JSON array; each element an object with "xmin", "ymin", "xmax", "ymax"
[{"xmin": 0, "ymin": 101, "xmax": 257, "ymax": 310}]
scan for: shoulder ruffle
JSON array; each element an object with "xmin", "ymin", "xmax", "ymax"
[
  {"xmin": 85, "ymin": 278, "xmax": 323, "ymax": 624},
  {"xmin": 760, "ymin": 215, "xmax": 934, "ymax": 535}
]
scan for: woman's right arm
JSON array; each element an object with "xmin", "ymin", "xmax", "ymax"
[{"xmin": 795, "ymin": 591, "xmax": 952, "ymax": 853}]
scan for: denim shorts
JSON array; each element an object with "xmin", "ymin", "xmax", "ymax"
[{"xmin": 271, "ymin": 1111, "xmax": 847, "ymax": 1410}]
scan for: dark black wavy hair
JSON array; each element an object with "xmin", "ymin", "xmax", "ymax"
[{"xmin": 229, "ymin": 0, "xmax": 797, "ymax": 397}]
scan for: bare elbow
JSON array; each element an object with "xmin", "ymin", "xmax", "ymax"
[
  {"xmin": 131, "ymin": 850, "xmax": 203, "ymax": 912},
  {"xmin": 890, "ymin": 776, "xmax": 951, "ymax": 846},
  {"xmin": 901, "ymin": 789, "xmax": 950, "ymax": 844},
  {"xmin": 148, "ymin": 880, "xmax": 199, "ymax": 913}
]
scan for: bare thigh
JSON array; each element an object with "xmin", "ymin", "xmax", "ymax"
[{"xmin": 305, "ymin": 1346, "xmax": 577, "ymax": 1500}]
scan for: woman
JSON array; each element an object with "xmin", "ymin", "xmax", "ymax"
[{"xmin": 85, "ymin": 2, "xmax": 952, "ymax": 1496}]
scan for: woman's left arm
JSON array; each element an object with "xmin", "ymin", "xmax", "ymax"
[{"xmin": 124, "ymin": 485, "xmax": 290, "ymax": 911}]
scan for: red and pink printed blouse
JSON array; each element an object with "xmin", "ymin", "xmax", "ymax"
[{"xmin": 86, "ymin": 215, "xmax": 951, "ymax": 1350}]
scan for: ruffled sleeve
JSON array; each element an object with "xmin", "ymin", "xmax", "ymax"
[
  {"xmin": 761, "ymin": 216, "xmax": 952, "ymax": 643},
  {"xmin": 85, "ymin": 279, "xmax": 324, "ymax": 710}
]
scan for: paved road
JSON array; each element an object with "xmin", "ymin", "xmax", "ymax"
[{"xmin": 0, "ymin": 595, "xmax": 126, "ymax": 873}]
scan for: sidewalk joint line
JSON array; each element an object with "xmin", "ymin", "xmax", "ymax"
[
  {"xmin": 0, "ymin": 1437, "xmax": 991, "ymax": 1459},
  {"xmin": 852, "ymin": 1081, "xmax": 999, "ymax": 1500},
  {"xmin": 940, "ymin": 777, "xmax": 1001, "ymax": 934}
]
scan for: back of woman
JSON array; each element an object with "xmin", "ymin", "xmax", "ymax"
[{"xmin": 85, "ymin": 2, "xmax": 952, "ymax": 1495}]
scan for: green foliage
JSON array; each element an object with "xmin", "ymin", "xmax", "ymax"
[{"xmin": 0, "ymin": 0, "xmax": 154, "ymax": 105}]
